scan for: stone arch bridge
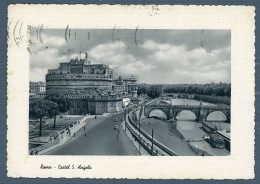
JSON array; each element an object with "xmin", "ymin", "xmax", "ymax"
[{"xmin": 144, "ymin": 104, "xmax": 230, "ymax": 123}]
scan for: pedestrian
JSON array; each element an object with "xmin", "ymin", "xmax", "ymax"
[
  {"xmin": 84, "ymin": 133, "xmax": 87, "ymax": 136},
  {"xmin": 30, "ymin": 150, "xmax": 34, "ymax": 155},
  {"xmin": 35, "ymin": 150, "xmax": 38, "ymax": 155},
  {"xmin": 115, "ymin": 127, "xmax": 119, "ymax": 138},
  {"xmin": 84, "ymin": 126, "xmax": 85, "ymax": 131}
]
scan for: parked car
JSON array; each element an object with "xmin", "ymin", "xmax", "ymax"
[
  {"xmin": 203, "ymin": 135, "xmax": 210, "ymax": 140},
  {"xmin": 185, "ymin": 139, "xmax": 190, "ymax": 142},
  {"xmin": 114, "ymin": 125, "xmax": 119, "ymax": 130}
]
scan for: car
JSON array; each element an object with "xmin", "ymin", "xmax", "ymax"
[
  {"xmin": 114, "ymin": 125, "xmax": 119, "ymax": 130},
  {"xmin": 203, "ymin": 135, "xmax": 210, "ymax": 140},
  {"xmin": 114, "ymin": 118, "xmax": 117, "ymax": 122},
  {"xmin": 185, "ymin": 139, "xmax": 190, "ymax": 142}
]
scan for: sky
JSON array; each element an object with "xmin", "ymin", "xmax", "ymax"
[{"xmin": 29, "ymin": 29, "xmax": 231, "ymax": 84}]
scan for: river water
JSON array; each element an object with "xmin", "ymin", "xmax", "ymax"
[{"xmin": 141, "ymin": 98, "xmax": 230, "ymax": 156}]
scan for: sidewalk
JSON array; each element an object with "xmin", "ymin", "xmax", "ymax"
[
  {"xmin": 38, "ymin": 115, "xmax": 90, "ymax": 155},
  {"xmin": 125, "ymin": 119, "xmax": 171, "ymax": 156},
  {"xmin": 121, "ymin": 122, "xmax": 150, "ymax": 156}
]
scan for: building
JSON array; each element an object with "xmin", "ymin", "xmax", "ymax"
[
  {"xmin": 112, "ymin": 76, "xmax": 138, "ymax": 97},
  {"xmin": 46, "ymin": 53, "xmax": 113, "ymax": 95},
  {"xmin": 29, "ymin": 81, "xmax": 46, "ymax": 94},
  {"xmin": 30, "ymin": 52, "xmax": 140, "ymax": 115},
  {"xmin": 46, "ymin": 52, "xmax": 138, "ymax": 97}
]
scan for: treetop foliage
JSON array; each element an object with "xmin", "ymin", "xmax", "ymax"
[
  {"xmin": 44, "ymin": 92, "xmax": 70, "ymax": 113},
  {"xmin": 163, "ymin": 84, "xmax": 231, "ymax": 97},
  {"xmin": 138, "ymin": 85, "xmax": 162, "ymax": 99},
  {"xmin": 29, "ymin": 100, "xmax": 59, "ymax": 119}
]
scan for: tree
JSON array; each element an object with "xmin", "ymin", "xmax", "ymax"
[
  {"xmin": 46, "ymin": 100, "xmax": 60, "ymax": 126},
  {"xmin": 224, "ymin": 86, "xmax": 231, "ymax": 97},
  {"xmin": 147, "ymin": 85, "xmax": 162, "ymax": 99},
  {"xmin": 137, "ymin": 86, "xmax": 147, "ymax": 95},
  {"xmin": 44, "ymin": 92, "xmax": 70, "ymax": 129},
  {"xmin": 29, "ymin": 100, "xmax": 59, "ymax": 136}
]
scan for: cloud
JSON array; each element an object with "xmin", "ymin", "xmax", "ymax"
[
  {"xmin": 30, "ymin": 29, "xmax": 231, "ymax": 84},
  {"xmin": 30, "ymin": 48, "xmax": 68, "ymax": 81},
  {"xmin": 140, "ymin": 40, "xmax": 157, "ymax": 50},
  {"xmin": 87, "ymin": 41, "xmax": 158, "ymax": 80},
  {"xmin": 88, "ymin": 41, "xmax": 128, "ymax": 63},
  {"xmin": 137, "ymin": 40, "xmax": 230, "ymax": 83},
  {"xmin": 41, "ymin": 34, "xmax": 66, "ymax": 48}
]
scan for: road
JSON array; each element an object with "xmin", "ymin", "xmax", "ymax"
[{"xmin": 44, "ymin": 112, "xmax": 139, "ymax": 155}]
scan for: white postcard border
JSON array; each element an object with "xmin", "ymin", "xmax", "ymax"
[{"xmin": 7, "ymin": 5, "xmax": 255, "ymax": 179}]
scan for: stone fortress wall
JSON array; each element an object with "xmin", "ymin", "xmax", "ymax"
[{"xmin": 30, "ymin": 95, "xmax": 137, "ymax": 115}]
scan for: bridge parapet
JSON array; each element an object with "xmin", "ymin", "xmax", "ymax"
[
  {"xmin": 144, "ymin": 104, "xmax": 230, "ymax": 123},
  {"xmin": 145, "ymin": 104, "xmax": 230, "ymax": 110}
]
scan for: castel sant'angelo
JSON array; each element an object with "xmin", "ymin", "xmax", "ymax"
[{"xmin": 33, "ymin": 52, "xmax": 141, "ymax": 115}]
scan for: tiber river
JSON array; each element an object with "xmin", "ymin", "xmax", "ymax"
[{"xmin": 140, "ymin": 98, "xmax": 230, "ymax": 156}]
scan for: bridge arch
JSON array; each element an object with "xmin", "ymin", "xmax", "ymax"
[
  {"xmin": 174, "ymin": 109, "xmax": 199, "ymax": 121},
  {"xmin": 146, "ymin": 108, "xmax": 169, "ymax": 120},
  {"xmin": 144, "ymin": 104, "xmax": 230, "ymax": 123},
  {"xmin": 205, "ymin": 110, "xmax": 230, "ymax": 123}
]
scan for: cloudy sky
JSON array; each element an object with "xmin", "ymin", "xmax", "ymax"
[{"xmin": 29, "ymin": 29, "xmax": 231, "ymax": 84}]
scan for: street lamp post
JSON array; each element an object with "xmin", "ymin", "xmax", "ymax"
[
  {"xmin": 151, "ymin": 129, "xmax": 154, "ymax": 155},
  {"xmin": 139, "ymin": 121, "xmax": 141, "ymax": 156},
  {"xmin": 124, "ymin": 107, "xmax": 126, "ymax": 121}
]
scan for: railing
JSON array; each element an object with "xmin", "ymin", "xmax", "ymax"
[
  {"xmin": 125, "ymin": 122, "xmax": 160, "ymax": 155},
  {"xmin": 127, "ymin": 108, "xmax": 177, "ymax": 156},
  {"xmin": 145, "ymin": 98, "xmax": 158, "ymax": 106},
  {"xmin": 145, "ymin": 104, "xmax": 230, "ymax": 110}
]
